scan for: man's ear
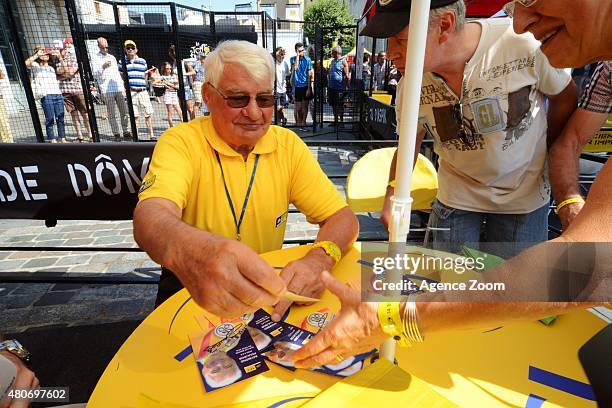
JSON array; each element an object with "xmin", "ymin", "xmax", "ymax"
[
  {"xmin": 202, "ymin": 83, "xmax": 211, "ymax": 105},
  {"xmin": 438, "ymin": 11, "xmax": 456, "ymax": 44}
]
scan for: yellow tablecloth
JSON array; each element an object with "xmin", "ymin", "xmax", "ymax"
[{"xmin": 88, "ymin": 244, "xmax": 607, "ymax": 407}]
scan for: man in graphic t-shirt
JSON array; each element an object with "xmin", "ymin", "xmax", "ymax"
[{"xmin": 369, "ymin": 0, "xmax": 578, "ymax": 258}]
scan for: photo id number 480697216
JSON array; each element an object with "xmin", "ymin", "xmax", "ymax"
[{"xmin": 6, "ymin": 387, "xmax": 69, "ymax": 403}]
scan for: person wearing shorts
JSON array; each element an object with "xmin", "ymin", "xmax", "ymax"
[
  {"xmin": 121, "ymin": 40, "xmax": 154, "ymax": 140},
  {"xmin": 160, "ymin": 62, "xmax": 183, "ymax": 128},
  {"xmin": 57, "ymin": 39, "xmax": 91, "ymax": 142},
  {"xmin": 290, "ymin": 42, "xmax": 313, "ymax": 128}
]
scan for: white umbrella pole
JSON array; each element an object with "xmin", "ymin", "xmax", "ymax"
[{"xmin": 380, "ymin": 0, "xmax": 431, "ymax": 363}]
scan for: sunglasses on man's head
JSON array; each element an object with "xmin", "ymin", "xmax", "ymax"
[
  {"xmin": 503, "ymin": 0, "xmax": 538, "ymax": 17},
  {"xmin": 208, "ymin": 83, "xmax": 275, "ymax": 108}
]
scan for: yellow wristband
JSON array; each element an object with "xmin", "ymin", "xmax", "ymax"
[
  {"xmin": 554, "ymin": 196, "xmax": 585, "ymax": 214},
  {"xmin": 311, "ymin": 241, "xmax": 341, "ymax": 265},
  {"xmin": 377, "ymin": 302, "xmax": 410, "ymax": 347},
  {"xmin": 388, "ymin": 180, "xmax": 396, "ymax": 188}
]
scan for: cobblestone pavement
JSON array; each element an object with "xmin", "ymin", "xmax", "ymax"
[{"xmin": 1, "ymin": 141, "xmax": 389, "ymax": 333}]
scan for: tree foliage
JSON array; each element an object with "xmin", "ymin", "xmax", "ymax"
[{"xmin": 304, "ymin": 0, "xmax": 356, "ymax": 59}]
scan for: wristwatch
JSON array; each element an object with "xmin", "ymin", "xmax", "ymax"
[
  {"xmin": 312, "ymin": 241, "xmax": 341, "ymax": 265},
  {"xmin": 0, "ymin": 340, "xmax": 31, "ymax": 363}
]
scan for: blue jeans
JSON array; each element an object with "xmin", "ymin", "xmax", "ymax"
[
  {"xmin": 41, "ymin": 94, "xmax": 65, "ymax": 140},
  {"xmin": 428, "ymin": 199, "xmax": 549, "ymax": 259}
]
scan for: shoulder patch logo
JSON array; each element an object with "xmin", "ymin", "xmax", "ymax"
[{"xmin": 139, "ymin": 174, "xmax": 156, "ymax": 194}]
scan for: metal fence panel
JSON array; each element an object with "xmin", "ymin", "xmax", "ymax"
[{"xmin": 0, "ymin": 0, "xmax": 377, "ymax": 142}]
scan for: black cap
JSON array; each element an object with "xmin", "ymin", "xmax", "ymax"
[{"xmin": 360, "ymin": 0, "xmax": 460, "ymax": 38}]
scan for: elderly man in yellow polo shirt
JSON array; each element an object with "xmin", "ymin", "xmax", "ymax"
[{"xmin": 133, "ymin": 40, "xmax": 358, "ymax": 319}]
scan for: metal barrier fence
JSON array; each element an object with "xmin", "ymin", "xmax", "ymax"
[{"xmin": 0, "ymin": 0, "xmax": 388, "ymax": 143}]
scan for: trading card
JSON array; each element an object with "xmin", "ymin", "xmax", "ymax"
[
  {"xmin": 189, "ymin": 319, "xmax": 269, "ymax": 392},
  {"xmin": 300, "ymin": 307, "xmax": 335, "ymax": 333},
  {"xmin": 244, "ymin": 309, "xmax": 286, "ymax": 350}
]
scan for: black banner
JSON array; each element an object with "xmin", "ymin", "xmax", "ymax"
[
  {"xmin": 366, "ymin": 97, "xmax": 397, "ymax": 140},
  {"xmin": 0, "ymin": 144, "xmax": 153, "ymax": 220}
]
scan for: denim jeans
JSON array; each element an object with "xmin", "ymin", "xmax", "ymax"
[
  {"xmin": 428, "ymin": 199, "xmax": 549, "ymax": 259},
  {"xmin": 41, "ymin": 94, "xmax": 65, "ymax": 140}
]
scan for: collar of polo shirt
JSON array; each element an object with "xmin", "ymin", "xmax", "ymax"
[{"xmin": 201, "ymin": 118, "xmax": 278, "ymax": 157}]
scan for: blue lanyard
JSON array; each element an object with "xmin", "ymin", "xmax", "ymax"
[{"xmin": 214, "ymin": 151, "xmax": 260, "ymax": 241}]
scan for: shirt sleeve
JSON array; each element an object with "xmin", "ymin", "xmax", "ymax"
[
  {"xmin": 578, "ymin": 61, "xmax": 612, "ymax": 114},
  {"xmin": 307, "ymin": 58, "xmax": 313, "ymax": 71},
  {"xmin": 534, "ymin": 48, "xmax": 572, "ymax": 96},
  {"xmin": 138, "ymin": 129, "xmax": 194, "ymax": 209},
  {"xmin": 289, "ymin": 135, "xmax": 348, "ymax": 223}
]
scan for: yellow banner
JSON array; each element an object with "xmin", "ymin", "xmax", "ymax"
[{"xmin": 584, "ymin": 129, "xmax": 612, "ymax": 152}]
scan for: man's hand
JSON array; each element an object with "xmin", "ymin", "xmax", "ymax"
[
  {"xmin": 292, "ymin": 271, "xmax": 388, "ymax": 368},
  {"xmin": 174, "ymin": 237, "xmax": 286, "ymax": 317},
  {"xmin": 0, "ymin": 352, "xmax": 38, "ymax": 408},
  {"xmin": 271, "ymin": 249, "xmax": 334, "ymax": 321},
  {"xmin": 557, "ymin": 201, "xmax": 585, "ymax": 230},
  {"xmin": 102, "ymin": 60, "xmax": 111, "ymax": 69}
]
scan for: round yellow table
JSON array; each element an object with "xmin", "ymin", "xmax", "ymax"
[{"xmin": 88, "ymin": 244, "xmax": 607, "ymax": 407}]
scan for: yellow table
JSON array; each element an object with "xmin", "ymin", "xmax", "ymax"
[{"xmin": 88, "ymin": 244, "xmax": 607, "ymax": 407}]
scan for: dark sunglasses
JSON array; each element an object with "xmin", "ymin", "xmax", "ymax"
[
  {"xmin": 453, "ymin": 103, "xmax": 475, "ymax": 148},
  {"xmin": 125, "ymin": 46, "xmax": 135, "ymax": 50},
  {"xmin": 208, "ymin": 82, "xmax": 275, "ymax": 108}
]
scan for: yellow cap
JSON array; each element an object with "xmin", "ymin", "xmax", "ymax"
[{"xmin": 124, "ymin": 40, "xmax": 137, "ymax": 48}]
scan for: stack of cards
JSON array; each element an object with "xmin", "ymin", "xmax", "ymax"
[
  {"xmin": 261, "ymin": 320, "xmax": 376, "ymax": 378},
  {"xmin": 190, "ymin": 309, "xmax": 377, "ymax": 392}
]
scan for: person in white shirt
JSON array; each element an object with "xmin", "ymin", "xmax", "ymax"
[
  {"xmin": 92, "ymin": 37, "xmax": 130, "ymax": 139},
  {"xmin": 25, "ymin": 47, "xmax": 66, "ymax": 143},
  {"xmin": 274, "ymin": 47, "xmax": 290, "ymax": 126},
  {"xmin": 375, "ymin": 0, "xmax": 578, "ymax": 259}
]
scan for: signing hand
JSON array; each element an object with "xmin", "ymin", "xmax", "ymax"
[
  {"xmin": 176, "ymin": 237, "xmax": 286, "ymax": 317},
  {"xmin": 271, "ymin": 249, "xmax": 333, "ymax": 321},
  {"xmin": 0, "ymin": 352, "xmax": 39, "ymax": 408},
  {"xmin": 292, "ymin": 271, "xmax": 388, "ymax": 368}
]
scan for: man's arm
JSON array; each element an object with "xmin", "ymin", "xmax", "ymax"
[
  {"xmin": 133, "ymin": 198, "xmax": 285, "ymax": 316},
  {"xmin": 546, "ymin": 80, "xmax": 578, "ymax": 146},
  {"xmin": 380, "ymin": 128, "xmax": 426, "ymax": 230},
  {"xmin": 549, "ymin": 108, "xmax": 609, "ymax": 229},
  {"xmin": 342, "ymin": 59, "xmax": 350, "ymax": 89}
]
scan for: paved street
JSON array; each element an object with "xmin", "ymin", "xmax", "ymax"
[{"xmin": 0, "ymin": 143, "xmax": 389, "ymax": 334}]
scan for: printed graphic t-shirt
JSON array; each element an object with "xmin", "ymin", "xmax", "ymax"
[{"xmin": 396, "ymin": 18, "xmax": 572, "ymax": 214}]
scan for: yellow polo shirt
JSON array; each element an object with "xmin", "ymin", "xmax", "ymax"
[{"xmin": 138, "ymin": 117, "xmax": 347, "ymax": 254}]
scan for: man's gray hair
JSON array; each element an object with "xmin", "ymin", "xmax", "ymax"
[
  {"xmin": 203, "ymin": 40, "xmax": 274, "ymax": 88},
  {"xmin": 331, "ymin": 45, "xmax": 342, "ymax": 55},
  {"xmin": 429, "ymin": 0, "xmax": 466, "ymax": 31}
]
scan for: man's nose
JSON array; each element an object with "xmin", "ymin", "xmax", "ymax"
[
  {"xmin": 512, "ymin": 4, "xmax": 538, "ymax": 35},
  {"xmin": 242, "ymin": 97, "xmax": 262, "ymax": 120}
]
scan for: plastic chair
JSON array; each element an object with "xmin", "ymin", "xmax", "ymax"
[{"xmin": 346, "ymin": 147, "xmax": 438, "ymax": 213}]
